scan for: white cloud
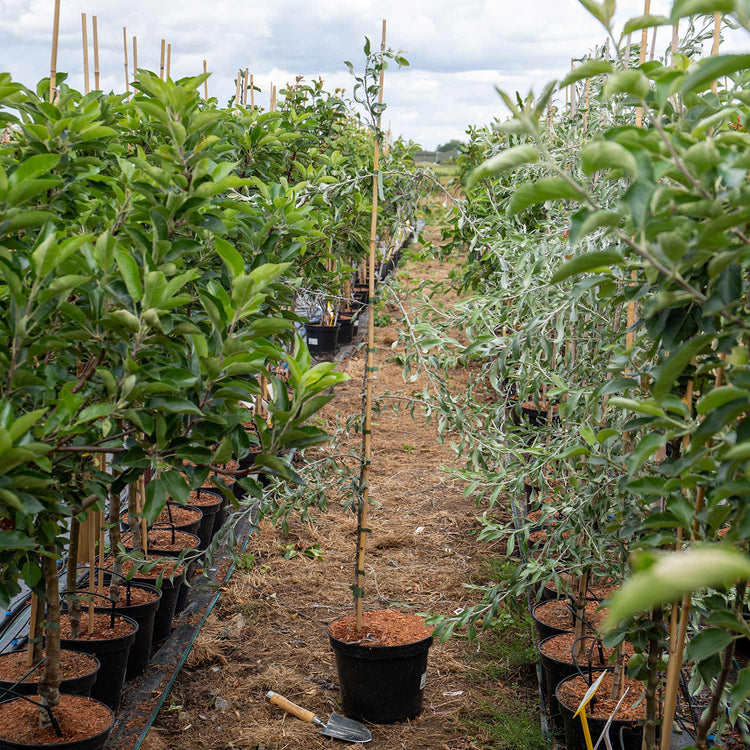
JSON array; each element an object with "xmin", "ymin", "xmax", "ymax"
[{"xmin": 0, "ymin": 0, "xmax": 746, "ymax": 148}]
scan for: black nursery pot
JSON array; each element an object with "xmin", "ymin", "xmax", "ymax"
[
  {"xmin": 531, "ymin": 601, "xmax": 573, "ymax": 642},
  {"xmin": 188, "ymin": 490, "xmax": 224, "ymax": 549},
  {"xmin": 556, "ymin": 673, "xmax": 645, "ymax": 750},
  {"xmin": 305, "ymin": 324, "xmax": 339, "ymax": 355},
  {"xmin": 127, "ymin": 570, "xmax": 185, "ymax": 645},
  {"xmin": 0, "ymin": 697, "xmax": 115, "ymax": 750},
  {"xmin": 60, "ymin": 614, "xmax": 138, "ymax": 710},
  {"xmin": 98, "ymin": 580, "xmax": 161, "ymax": 679},
  {"xmin": 0, "ymin": 650, "xmax": 99, "ymax": 702},
  {"xmin": 338, "ymin": 318, "xmax": 354, "ymax": 346},
  {"xmin": 329, "ymin": 631, "xmax": 433, "ymax": 724}
]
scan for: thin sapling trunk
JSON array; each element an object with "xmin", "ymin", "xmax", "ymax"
[
  {"xmin": 65, "ymin": 518, "xmax": 81, "ymax": 639},
  {"xmin": 108, "ymin": 489, "xmax": 122, "ymax": 605},
  {"xmin": 573, "ymin": 570, "xmax": 589, "ymax": 660},
  {"xmin": 643, "ymin": 608, "xmax": 663, "ymax": 750},
  {"xmin": 128, "ymin": 481, "xmax": 142, "ymax": 551},
  {"xmin": 38, "ymin": 554, "xmax": 61, "ymax": 728}
]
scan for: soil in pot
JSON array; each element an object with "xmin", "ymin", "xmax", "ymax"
[
  {"xmin": 0, "ymin": 694, "xmax": 114, "ymax": 749},
  {"xmin": 185, "ymin": 490, "xmax": 223, "ymax": 548},
  {"xmin": 124, "ymin": 528, "xmax": 199, "ymax": 556},
  {"xmin": 304, "ymin": 324, "xmax": 339, "ymax": 355},
  {"xmin": 120, "ymin": 560, "xmax": 185, "ymax": 645},
  {"xmin": 328, "ymin": 610, "xmax": 433, "ymax": 724},
  {"xmin": 59, "ymin": 612, "xmax": 138, "ymax": 711},
  {"xmin": 544, "ymin": 574, "xmax": 620, "ymax": 602},
  {"xmin": 120, "ymin": 504, "xmax": 202, "ymax": 536},
  {"xmin": 532, "ymin": 599, "xmax": 607, "ymax": 641},
  {"xmin": 0, "ymin": 650, "xmax": 99, "ymax": 701},
  {"xmin": 556, "ymin": 671, "xmax": 648, "ymax": 750},
  {"xmin": 99, "ymin": 582, "xmax": 161, "ymax": 679}
]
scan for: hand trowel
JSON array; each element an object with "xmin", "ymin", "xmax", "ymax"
[{"xmin": 266, "ymin": 691, "xmax": 372, "ymax": 743}]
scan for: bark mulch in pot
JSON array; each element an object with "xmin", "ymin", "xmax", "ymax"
[
  {"xmin": 541, "ymin": 632, "xmax": 634, "ymax": 664},
  {"xmin": 534, "ymin": 599, "xmax": 607, "ymax": 632},
  {"xmin": 141, "ymin": 529, "xmax": 198, "ymax": 552},
  {"xmin": 329, "ymin": 609, "xmax": 433, "ymax": 646},
  {"xmin": 0, "ymin": 650, "xmax": 98, "ymax": 683},
  {"xmin": 557, "ymin": 671, "xmax": 647, "ymax": 722},
  {"xmin": 111, "ymin": 586, "xmax": 159, "ymax": 607},
  {"xmin": 0, "ymin": 694, "xmax": 113, "ymax": 744},
  {"xmin": 156, "ymin": 505, "xmax": 201, "ymax": 528},
  {"xmin": 60, "ymin": 612, "xmax": 137, "ymax": 640},
  {"xmin": 120, "ymin": 559, "xmax": 185, "ymax": 582},
  {"xmin": 187, "ymin": 490, "xmax": 222, "ymax": 507}
]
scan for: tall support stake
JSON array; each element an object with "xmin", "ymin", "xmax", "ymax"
[
  {"xmin": 203, "ymin": 60, "xmax": 208, "ymax": 100},
  {"xmin": 49, "ymin": 0, "xmax": 61, "ymax": 103},
  {"xmin": 92, "ymin": 16, "xmax": 100, "ymax": 90},
  {"xmin": 635, "ymin": 0, "xmax": 650, "ymax": 128},
  {"xmin": 123, "ymin": 26, "xmax": 130, "ymax": 94},
  {"xmin": 234, "ymin": 71, "xmax": 241, "ymax": 112},
  {"xmin": 354, "ymin": 19, "xmax": 387, "ymax": 632},
  {"xmin": 167, "ymin": 43, "xmax": 171, "ymax": 79},
  {"xmin": 711, "ymin": 13, "xmax": 721, "ymax": 94},
  {"xmin": 243, "ymin": 68, "xmax": 249, "ymax": 106},
  {"xmin": 81, "ymin": 13, "xmax": 90, "ymax": 94},
  {"xmin": 160, "ymin": 39, "xmax": 165, "ymax": 79},
  {"xmin": 250, "ymin": 74, "xmax": 255, "ymax": 108},
  {"xmin": 132, "ymin": 36, "xmax": 138, "ymax": 84}
]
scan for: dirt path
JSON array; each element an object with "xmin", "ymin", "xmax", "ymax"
[{"xmin": 145, "ymin": 218, "xmax": 543, "ymax": 750}]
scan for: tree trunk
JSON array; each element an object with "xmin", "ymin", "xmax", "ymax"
[
  {"xmin": 573, "ymin": 571, "xmax": 589, "ymax": 660},
  {"xmin": 65, "ymin": 518, "xmax": 81, "ymax": 639},
  {"xmin": 128, "ymin": 481, "xmax": 142, "ymax": 550},
  {"xmin": 108, "ymin": 489, "xmax": 122, "ymax": 605},
  {"xmin": 609, "ymin": 645, "xmax": 625, "ymax": 699},
  {"xmin": 644, "ymin": 609, "xmax": 663, "ymax": 750},
  {"xmin": 38, "ymin": 554, "xmax": 61, "ymax": 728}
]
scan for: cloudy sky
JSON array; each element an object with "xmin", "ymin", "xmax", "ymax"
[{"xmin": 0, "ymin": 1, "xmax": 746, "ymax": 148}]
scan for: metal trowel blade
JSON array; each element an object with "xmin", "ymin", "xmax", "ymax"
[{"xmin": 318, "ymin": 712, "xmax": 372, "ymax": 743}]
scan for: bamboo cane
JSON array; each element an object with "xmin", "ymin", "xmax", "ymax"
[
  {"xmin": 625, "ymin": 33, "xmax": 632, "ymax": 69},
  {"xmin": 649, "ymin": 25, "xmax": 658, "ymax": 61},
  {"xmin": 203, "ymin": 60, "xmax": 208, "ymax": 100},
  {"xmin": 133, "ymin": 36, "xmax": 138, "ymax": 82},
  {"xmin": 635, "ymin": 0, "xmax": 650, "ymax": 128},
  {"xmin": 92, "ymin": 16, "xmax": 100, "ymax": 90},
  {"xmin": 123, "ymin": 27, "xmax": 130, "ymax": 94},
  {"xmin": 167, "ymin": 43, "xmax": 171, "ymax": 79},
  {"xmin": 243, "ymin": 68, "xmax": 249, "ymax": 106},
  {"xmin": 88, "ymin": 512, "xmax": 96, "ymax": 635},
  {"xmin": 49, "ymin": 0, "xmax": 61, "ymax": 103},
  {"xmin": 584, "ymin": 71, "xmax": 590, "ymax": 130},
  {"xmin": 234, "ymin": 72, "xmax": 241, "ymax": 112},
  {"xmin": 81, "ymin": 13, "xmax": 90, "ymax": 94},
  {"xmin": 250, "ymin": 74, "xmax": 255, "ymax": 108},
  {"xmin": 354, "ymin": 19, "xmax": 387, "ymax": 632},
  {"xmin": 711, "ymin": 13, "xmax": 721, "ymax": 94},
  {"xmin": 269, "ymin": 82, "xmax": 274, "ymax": 111},
  {"xmin": 26, "ymin": 594, "xmax": 39, "ymax": 667},
  {"xmin": 570, "ymin": 59, "xmax": 576, "ymax": 118},
  {"xmin": 138, "ymin": 473, "xmax": 148, "ymax": 555},
  {"xmin": 160, "ymin": 39, "xmax": 165, "ymax": 80}
]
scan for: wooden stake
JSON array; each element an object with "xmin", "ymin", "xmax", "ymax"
[
  {"xmin": 92, "ymin": 16, "xmax": 100, "ymax": 90},
  {"xmin": 26, "ymin": 594, "xmax": 39, "ymax": 667},
  {"xmin": 269, "ymin": 82, "xmax": 274, "ymax": 111},
  {"xmin": 81, "ymin": 14, "xmax": 90, "ymax": 94},
  {"xmin": 355, "ymin": 18, "xmax": 387, "ymax": 632},
  {"xmin": 649, "ymin": 25, "xmax": 658, "ymax": 61},
  {"xmin": 234, "ymin": 72, "xmax": 241, "ymax": 111},
  {"xmin": 167, "ymin": 43, "xmax": 171, "ymax": 79},
  {"xmin": 625, "ymin": 33, "xmax": 632, "ymax": 69},
  {"xmin": 243, "ymin": 68, "xmax": 249, "ymax": 106},
  {"xmin": 583, "ymin": 64, "xmax": 590, "ymax": 130},
  {"xmin": 203, "ymin": 60, "xmax": 208, "ymax": 100},
  {"xmin": 123, "ymin": 27, "xmax": 130, "ymax": 94},
  {"xmin": 88, "ymin": 513, "xmax": 96, "ymax": 635},
  {"xmin": 671, "ymin": 24, "xmax": 679, "ymax": 64},
  {"xmin": 133, "ymin": 36, "xmax": 138, "ymax": 82},
  {"xmin": 49, "ymin": 0, "xmax": 61, "ymax": 103},
  {"xmin": 160, "ymin": 39, "xmax": 166, "ymax": 79},
  {"xmin": 250, "ymin": 74, "xmax": 254, "ymax": 108},
  {"xmin": 711, "ymin": 13, "xmax": 721, "ymax": 94},
  {"xmin": 635, "ymin": 0, "xmax": 650, "ymax": 128}
]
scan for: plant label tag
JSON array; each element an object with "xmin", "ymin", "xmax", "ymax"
[
  {"xmin": 420, "ymin": 672, "xmax": 426, "ymax": 689},
  {"xmin": 308, "ymin": 338, "xmax": 318, "ymax": 345}
]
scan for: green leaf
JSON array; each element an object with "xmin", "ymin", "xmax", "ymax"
[
  {"xmin": 680, "ymin": 54, "xmax": 750, "ymax": 95},
  {"xmin": 214, "ymin": 238, "xmax": 244, "ymax": 279},
  {"xmin": 623, "ymin": 14, "xmax": 671, "ymax": 34},
  {"xmin": 581, "ymin": 141, "xmax": 637, "ymax": 178},
  {"xmin": 576, "ymin": 0, "xmax": 615, "ymax": 26},
  {"xmin": 686, "ymin": 628, "xmax": 736, "ymax": 662},
  {"xmin": 653, "ymin": 334, "xmax": 713, "ymax": 401},
  {"xmin": 0, "ymin": 531, "xmax": 35, "ymax": 550},
  {"xmin": 550, "ymin": 250, "xmax": 624, "ymax": 283},
  {"xmin": 671, "ymin": 0, "xmax": 736, "ymax": 22},
  {"xmin": 10, "ymin": 154, "xmax": 61, "ymax": 184},
  {"xmin": 606, "ymin": 547, "xmax": 750, "ymax": 628},
  {"xmin": 697, "ymin": 386, "xmax": 750, "ymax": 415},
  {"xmin": 148, "ymin": 397, "xmax": 202, "ymax": 415},
  {"xmin": 509, "ymin": 178, "xmax": 584, "ymax": 214},
  {"xmin": 559, "ymin": 60, "xmax": 613, "ymax": 87},
  {"xmin": 729, "ymin": 668, "xmax": 750, "ymax": 723},
  {"xmin": 143, "ymin": 478, "xmax": 168, "ymax": 525},
  {"xmin": 467, "ymin": 145, "xmax": 539, "ymax": 188},
  {"xmin": 603, "ymin": 70, "xmax": 650, "ymax": 99},
  {"xmin": 8, "ymin": 409, "xmax": 46, "ymax": 441},
  {"xmin": 115, "ymin": 249, "xmax": 143, "ymax": 302},
  {"xmin": 629, "ymin": 432, "xmax": 667, "ymax": 473}
]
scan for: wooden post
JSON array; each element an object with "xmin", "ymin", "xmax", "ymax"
[
  {"xmin": 88, "ymin": 513, "xmax": 96, "ymax": 635},
  {"xmin": 635, "ymin": 0, "xmax": 650, "ymax": 128},
  {"xmin": 123, "ymin": 27, "xmax": 130, "ymax": 94},
  {"xmin": 234, "ymin": 72, "xmax": 241, "ymax": 111},
  {"xmin": 711, "ymin": 13, "xmax": 721, "ymax": 94},
  {"xmin": 243, "ymin": 68, "xmax": 249, "ymax": 106},
  {"xmin": 671, "ymin": 23, "xmax": 679, "ymax": 64},
  {"xmin": 649, "ymin": 25, "xmax": 658, "ymax": 61},
  {"xmin": 160, "ymin": 39, "xmax": 165, "ymax": 79},
  {"xmin": 49, "ymin": 0, "xmax": 61, "ymax": 103},
  {"xmin": 133, "ymin": 36, "xmax": 138, "ymax": 83},
  {"xmin": 26, "ymin": 594, "xmax": 39, "ymax": 667},
  {"xmin": 625, "ymin": 33, "xmax": 632, "ymax": 69},
  {"xmin": 81, "ymin": 13, "xmax": 90, "ymax": 94},
  {"xmin": 570, "ymin": 59, "xmax": 576, "ymax": 117},
  {"xmin": 269, "ymin": 82, "xmax": 274, "ymax": 111},
  {"xmin": 167, "ymin": 43, "xmax": 171, "ymax": 79},
  {"xmin": 203, "ymin": 60, "xmax": 208, "ymax": 100},
  {"xmin": 354, "ymin": 19, "xmax": 387, "ymax": 632},
  {"xmin": 93, "ymin": 16, "xmax": 100, "ymax": 90},
  {"xmin": 250, "ymin": 74, "xmax": 254, "ymax": 108}
]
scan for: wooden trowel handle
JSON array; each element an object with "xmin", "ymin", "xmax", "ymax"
[{"xmin": 266, "ymin": 691, "xmax": 316, "ymax": 724}]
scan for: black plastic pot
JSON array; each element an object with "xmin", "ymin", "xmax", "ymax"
[
  {"xmin": 59, "ymin": 614, "xmax": 138, "ymax": 710},
  {"xmin": 0, "ymin": 650, "xmax": 99, "ymax": 702},
  {"xmin": 125, "ymin": 528, "xmax": 200, "ymax": 558},
  {"xmin": 0, "ymin": 697, "xmax": 115, "ymax": 750},
  {"xmin": 329, "ymin": 630, "xmax": 433, "ymax": 724},
  {"xmin": 338, "ymin": 318, "xmax": 354, "ymax": 346},
  {"xmin": 126, "ymin": 569, "xmax": 184, "ymax": 645},
  {"xmin": 98, "ymin": 580, "xmax": 161, "ymax": 679},
  {"xmin": 556, "ymin": 673, "xmax": 645, "ymax": 750},
  {"xmin": 188, "ymin": 490, "xmax": 223, "ymax": 549},
  {"xmin": 531, "ymin": 600, "xmax": 574, "ymax": 641},
  {"xmin": 174, "ymin": 561, "xmax": 201, "ymax": 614},
  {"xmin": 305, "ymin": 324, "xmax": 339, "ymax": 355},
  {"xmin": 120, "ymin": 503, "xmax": 202, "ymax": 537}
]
